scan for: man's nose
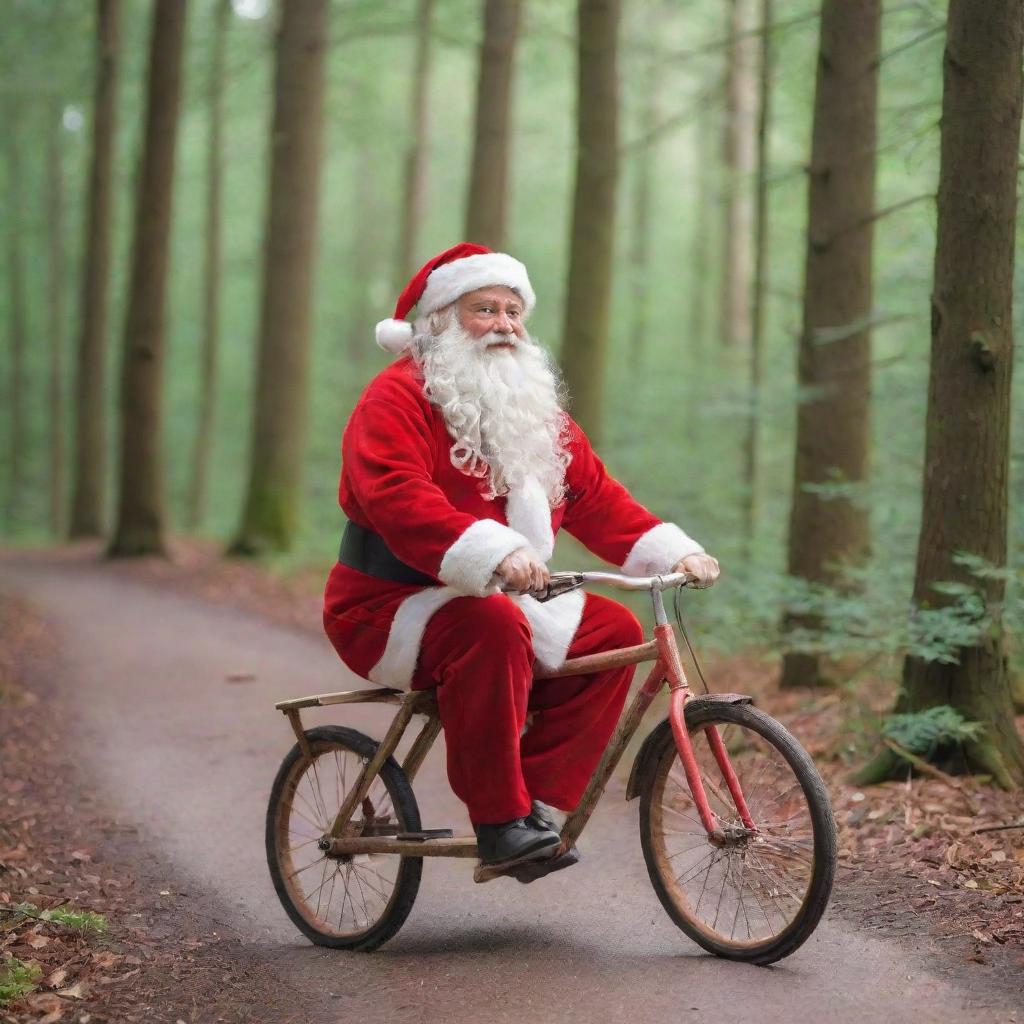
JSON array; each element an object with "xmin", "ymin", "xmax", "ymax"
[{"xmin": 494, "ymin": 311, "xmax": 513, "ymax": 333}]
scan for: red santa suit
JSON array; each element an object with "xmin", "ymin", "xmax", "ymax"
[{"xmin": 322, "ymin": 352, "xmax": 705, "ymax": 824}]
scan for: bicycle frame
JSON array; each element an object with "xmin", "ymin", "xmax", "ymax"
[{"xmin": 274, "ymin": 578, "xmax": 756, "ymax": 870}]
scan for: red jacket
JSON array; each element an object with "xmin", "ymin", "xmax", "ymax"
[{"xmin": 323, "ymin": 355, "xmax": 703, "ymax": 687}]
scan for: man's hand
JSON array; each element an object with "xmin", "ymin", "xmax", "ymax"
[
  {"xmin": 673, "ymin": 552, "xmax": 720, "ymax": 589},
  {"xmin": 497, "ymin": 547, "xmax": 550, "ymax": 593}
]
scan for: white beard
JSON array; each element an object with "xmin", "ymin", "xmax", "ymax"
[{"xmin": 411, "ymin": 315, "xmax": 571, "ymax": 507}]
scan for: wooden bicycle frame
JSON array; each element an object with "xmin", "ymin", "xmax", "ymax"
[{"xmin": 274, "ymin": 586, "xmax": 755, "ymax": 871}]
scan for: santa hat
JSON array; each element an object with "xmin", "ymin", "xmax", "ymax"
[{"xmin": 375, "ymin": 242, "xmax": 536, "ymax": 354}]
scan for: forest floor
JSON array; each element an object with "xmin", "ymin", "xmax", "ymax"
[
  {"xmin": 1, "ymin": 540, "xmax": 1022, "ymax": 1021},
  {"xmin": 0, "ymin": 596, "xmax": 322, "ymax": 1024}
]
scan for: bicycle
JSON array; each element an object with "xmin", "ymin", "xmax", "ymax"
[{"xmin": 265, "ymin": 570, "xmax": 837, "ymax": 965}]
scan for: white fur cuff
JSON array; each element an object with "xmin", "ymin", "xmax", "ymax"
[
  {"xmin": 622, "ymin": 522, "xmax": 704, "ymax": 577},
  {"xmin": 438, "ymin": 518, "xmax": 532, "ymax": 597}
]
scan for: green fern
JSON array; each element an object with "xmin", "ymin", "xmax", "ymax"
[{"xmin": 881, "ymin": 705, "xmax": 984, "ymax": 760}]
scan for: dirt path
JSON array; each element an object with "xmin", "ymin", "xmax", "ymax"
[{"xmin": 1, "ymin": 549, "xmax": 1019, "ymax": 1024}]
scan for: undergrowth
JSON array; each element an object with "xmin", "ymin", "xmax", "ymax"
[{"xmin": 0, "ymin": 958, "xmax": 41, "ymax": 1005}]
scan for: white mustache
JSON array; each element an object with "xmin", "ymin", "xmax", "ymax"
[{"xmin": 478, "ymin": 331, "xmax": 518, "ymax": 348}]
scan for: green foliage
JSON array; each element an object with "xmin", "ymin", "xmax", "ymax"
[
  {"xmin": 777, "ymin": 553, "xmax": 1023, "ymax": 673},
  {"xmin": 881, "ymin": 705, "xmax": 985, "ymax": 760},
  {"xmin": 0, "ymin": 958, "xmax": 41, "ymax": 1006},
  {"xmin": 14, "ymin": 902, "xmax": 107, "ymax": 935}
]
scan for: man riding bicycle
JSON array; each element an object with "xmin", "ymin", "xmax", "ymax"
[{"xmin": 323, "ymin": 243, "xmax": 720, "ymax": 871}]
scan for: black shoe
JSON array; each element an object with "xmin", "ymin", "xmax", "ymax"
[
  {"xmin": 475, "ymin": 817, "xmax": 561, "ymax": 867},
  {"xmin": 526, "ymin": 799, "xmax": 561, "ymax": 834},
  {"xmin": 511, "ymin": 844, "xmax": 582, "ymax": 885}
]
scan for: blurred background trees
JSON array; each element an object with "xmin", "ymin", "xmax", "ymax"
[{"xmin": 1, "ymin": 0, "xmax": 1022, "ymax": 781}]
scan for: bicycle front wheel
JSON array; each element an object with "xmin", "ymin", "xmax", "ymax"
[
  {"xmin": 266, "ymin": 725, "xmax": 423, "ymax": 951},
  {"xmin": 638, "ymin": 702, "xmax": 836, "ymax": 965}
]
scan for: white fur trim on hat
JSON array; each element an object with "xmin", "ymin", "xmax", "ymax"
[
  {"xmin": 420, "ymin": 252, "xmax": 536, "ymax": 318},
  {"xmin": 376, "ymin": 318, "xmax": 415, "ymax": 353},
  {"xmin": 622, "ymin": 522, "xmax": 704, "ymax": 577}
]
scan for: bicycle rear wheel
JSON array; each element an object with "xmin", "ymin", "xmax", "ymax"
[
  {"xmin": 638, "ymin": 702, "xmax": 836, "ymax": 965},
  {"xmin": 266, "ymin": 725, "xmax": 422, "ymax": 951}
]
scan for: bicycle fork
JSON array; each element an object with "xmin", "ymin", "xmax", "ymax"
[{"xmin": 653, "ymin": 596, "xmax": 756, "ymax": 841}]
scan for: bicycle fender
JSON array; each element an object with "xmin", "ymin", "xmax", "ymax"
[{"xmin": 624, "ymin": 693, "xmax": 754, "ymax": 801}]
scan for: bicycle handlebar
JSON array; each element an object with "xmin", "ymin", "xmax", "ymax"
[{"xmin": 499, "ymin": 569, "xmax": 702, "ymax": 601}]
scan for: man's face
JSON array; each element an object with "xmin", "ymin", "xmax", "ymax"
[{"xmin": 455, "ymin": 286, "xmax": 525, "ymax": 349}]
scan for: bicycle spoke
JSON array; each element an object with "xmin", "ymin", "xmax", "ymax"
[
  {"xmin": 286, "ymin": 856, "xmax": 327, "ymax": 882},
  {"xmin": 745, "ymin": 850, "xmax": 805, "ymax": 908},
  {"xmin": 351, "ymin": 863, "xmax": 392, "ymax": 903},
  {"xmin": 692, "ymin": 848, "xmax": 721, "ymax": 915},
  {"xmin": 324, "ymin": 860, "xmax": 339, "ymax": 923},
  {"xmin": 675, "ymin": 847, "xmax": 722, "ymax": 888},
  {"xmin": 310, "ymin": 858, "xmax": 331, "ymax": 916},
  {"xmin": 308, "ymin": 760, "xmax": 331, "ymax": 825},
  {"xmin": 711, "ymin": 853, "xmax": 731, "ymax": 931},
  {"xmin": 291, "ymin": 784, "xmax": 327, "ymax": 831},
  {"xmin": 351, "ymin": 864, "xmax": 373, "ymax": 925},
  {"xmin": 661, "ymin": 800, "xmax": 705, "ymax": 830}
]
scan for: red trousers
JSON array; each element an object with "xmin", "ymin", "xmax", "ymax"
[{"xmin": 411, "ymin": 591, "xmax": 643, "ymax": 824}]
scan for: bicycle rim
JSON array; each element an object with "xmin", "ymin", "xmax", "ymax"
[
  {"xmin": 641, "ymin": 704, "xmax": 835, "ymax": 963},
  {"xmin": 268, "ymin": 727, "xmax": 421, "ymax": 947}
]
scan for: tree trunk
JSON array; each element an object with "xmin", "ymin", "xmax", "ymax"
[
  {"xmin": 627, "ymin": 44, "xmax": 657, "ymax": 370},
  {"xmin": 346, "ymin": 146, "xmax": 379, "ymax": 369},
  {"xmin": 394, "ymin": 0, "xmax": 434, "ymax": 285},
  {"xmin": 897, "ymin": 0, "xmax": 1024, "ymax": 787},
  {"xmin": 230, "ymin": 0, "xmax": 328, "ymax": 556},
  {"xmin": 464, "ymin": 0, "xmax": 522, "ymax": 250},
  {"xmin": 718, "ymin": 0, "xmax": 757, "ymax": 352},
  {"xmin": 779, "ymin": 0, "xmax": 880, "ymax": 688},
  {"xmin": 3, "ymin": 100, "xmax": 28, "ymax": 531},
  {"xmin": 559, "ymin": 0, "xmax": 620, "ymax": 446},
  {"xmin": 47, "ymin": 98, "xmax": 67, "ymax": 538},
  {"xmin": 740, "ymin": 0, "xmax": 774, "ymax": 562},
  {"xmin": 107, "ymin": 0, "xmax": 188, "ymax": 558},
  {"xmin": 187, "ymin": 0, "xmax": 229, "ymax": 533},
  {"xmin": 70, "ymin": 0, "xmax": 121, "ymax": 539},
  {"xmin": 685, "ymin": 98, "xmax": 715, "ymax": 447}
]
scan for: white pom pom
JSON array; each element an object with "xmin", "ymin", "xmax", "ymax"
[{"xmin": 375, "ymin": 318, "xmax": 414, "ymax": 353}]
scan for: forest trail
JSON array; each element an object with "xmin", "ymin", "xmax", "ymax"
[{"xmin": 1, "ymin": 549, "xmax": 1016, "ymax": 1024}]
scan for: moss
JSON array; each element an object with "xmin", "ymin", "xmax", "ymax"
[{"xmin": 0, "ymin": 958, "xmax": 41, "ymax": 1005}]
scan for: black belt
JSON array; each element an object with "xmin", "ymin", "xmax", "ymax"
[{"xmin": 338, "ymin": 520, "xmax": 436, "ymax": 587}]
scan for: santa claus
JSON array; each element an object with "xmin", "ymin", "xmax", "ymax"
[{"xmin": 323, "ymin": 242, "xmax": 720, "ymax": 870}]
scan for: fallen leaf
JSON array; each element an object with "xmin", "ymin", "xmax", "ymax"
[
  {"xmin": 69, "ymin": 850, "xmax": 91, "ymax": 863},
  {"xmin": 47, "ymin": 967, "xmax": 68, "ymax": 988},
  {"xmin": 58, "ymin": 981, "xmax": 87, "ymax": 1000}
]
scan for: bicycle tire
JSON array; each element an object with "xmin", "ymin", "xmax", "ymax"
[
  {"xmin": 638, "ymin": 702, "xmax": 836, "ymax": 965},
  {"xmin": 266, "ymin": 725, "xmax": 422, "ymax": 951}
]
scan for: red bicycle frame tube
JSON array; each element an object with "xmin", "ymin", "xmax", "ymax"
[{"xmin": 655, "ymin": 622, "xmax": 756, "ymax": 836}]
